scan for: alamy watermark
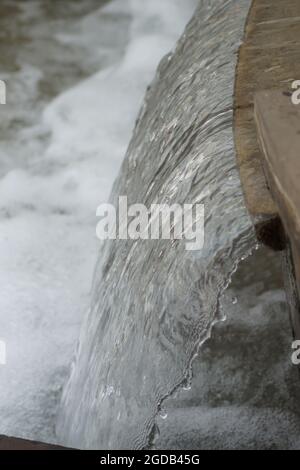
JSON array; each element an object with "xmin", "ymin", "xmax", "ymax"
[
  {"xmin": 292, "ymin": 341, "xmax": 300, "ymax": 365},
  {"xmin": 289, "ymin": 82, "xmax": 300, "ymax": 366},
  {"xmin": 96, "ymin": 197, "xmax": 205, "ymax": 251},
  {"xmin": 0, "ymin": 80, "xmax": 6, "ymax": 105},
  {"xmin": 0, "ymin": 340, "xmax": 6, "ymax": 365},
  {"xmin": 0, "ymin": 83, "xmax": 7, "ymax": 365},
  {"xmin": 291, "ymin": 80, "xmax": 300, "ymax": 105}
]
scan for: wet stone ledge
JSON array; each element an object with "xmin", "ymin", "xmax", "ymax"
[{"xmin": 0, "ymin": 435, "xmax": 70, "ymax": 450}]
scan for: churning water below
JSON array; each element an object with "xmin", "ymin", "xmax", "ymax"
[
  {"xmin": 0, "ymin": 0, "xmax": 197, "ymax": 443},
  {"xmin": 56, "ymin": 0, "xmax": 265, "ymax": 449}
]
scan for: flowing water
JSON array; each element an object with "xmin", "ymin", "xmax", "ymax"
[
  {"xmin": 57, "ymin": 0, "xmax": 259, "ymax": 449},
  {"xmin": 0, "ymin": 0, "xmax": 196, "ymax": 443}
]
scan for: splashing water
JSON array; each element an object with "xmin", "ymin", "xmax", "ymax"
[
  {"xmin": 0, "ymin": 0, "xmax": 196, "ymax": 443},
  {"xmin": 57, "ymin": 0, "xmax": 255, "ymax": 449}
]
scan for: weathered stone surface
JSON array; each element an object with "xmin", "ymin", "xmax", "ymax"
[
  {"xmin": 254, "ymin": 90, "xmax": 300, "ymax": 303},
  {"xmin": 234, "ymin": 0, "xmax": 300, "ymax": 246}
]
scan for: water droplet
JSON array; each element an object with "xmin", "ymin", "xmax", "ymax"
[
  {"xmin": 182, "ymin": 375, "xmax": 192, "ymax": 391},
  {"xmin": 232, "ymin": 297, "xmax": 237, "ymax": 305},
  {"xmin": 159, "ymin": 409, "xmax": 168, "ymax": 420},
  {"xmin": 183, "ymin": 384, "xmax": 192, "ymax": 391}
]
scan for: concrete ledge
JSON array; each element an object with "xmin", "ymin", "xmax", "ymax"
[
  {"xmin": 234, "ymin": 0, "xmax": 300, "ymax": 249},
  {"xmin": 254, "ymin": 90, "xmax": 300, "ymax": 328},
  {"xmin": 0, "ymin": 435, "xmax": 69, "ymax": 450}
]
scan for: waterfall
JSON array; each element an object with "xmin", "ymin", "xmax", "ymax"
[{"xmin": 57, "ymin": 0, "xmax": 256, "ymax": 449}]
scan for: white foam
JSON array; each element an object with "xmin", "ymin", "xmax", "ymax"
[{"xmin": 42, "ymin": 0, "xmax": 198, "ymax": 205}]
